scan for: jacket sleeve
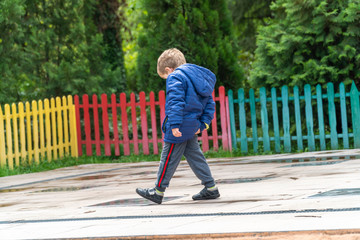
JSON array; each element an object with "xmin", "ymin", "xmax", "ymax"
[
  {"xmin": 166, "ymin": 75, "xmax": 185, "ymax": 129},
  {"xmin": 199, "ymin": 95, "xmax": 215, "ymax": 131}
]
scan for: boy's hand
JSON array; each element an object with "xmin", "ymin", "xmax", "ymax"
[
  {"xmin": 172, "ymin": 128, "xmax": 182, "ymax": 137},
  {"xmin": 195, "ymin": 129, "xmax": 200, "ymax": 134}
]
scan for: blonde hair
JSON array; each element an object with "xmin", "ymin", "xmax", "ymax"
[{"xmin": 157, "ymin": 48, "xmax": 186, "ymax": 75}]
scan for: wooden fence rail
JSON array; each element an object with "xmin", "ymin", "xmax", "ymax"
[
  {"xmin": 0, "ymin": 96, "xmax": 78, "ymax": 169},
  {"xmin": 228, "ymin": 82, "xmax": 360, "ymax": 153},
  {"xmin": 74, "ymin": 86, "xmax": 231, "ymax": 156}
]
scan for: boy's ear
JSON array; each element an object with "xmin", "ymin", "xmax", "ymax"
[{"xmin": 165, "ymin": 67, "xmax": 174, "ymax": 74}]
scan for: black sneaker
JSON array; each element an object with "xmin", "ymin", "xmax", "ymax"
[
  {"xmin": 136, "ymin": 188, "xmax": 163, "ymax": 204},
  {"xmin": 192, "ymin": 187, "xmax": 220, "ymax": 200}
]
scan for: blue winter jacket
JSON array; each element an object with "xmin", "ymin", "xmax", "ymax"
[{"xmin": 162, "ymin": 63, "xmax": 216, "ymax": 143}]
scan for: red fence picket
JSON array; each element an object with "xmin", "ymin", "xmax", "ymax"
[
  {"xmin": 74, "ymin": 87, "xmax": 231, "ymax": 156},
  {"xmin": 149, "ymin": 92, "xmax": 159, "ymax": 154},
  {"xmin": 120, "ymin": 93, "xmax": 130, "ymax": 155},
  {"xmin": 130, "ymin": 93, "xmax": 139, "ymax": 154},
  {"xmin": 93, "ymin": 95, "xmax": 101, "ymax": 155}
]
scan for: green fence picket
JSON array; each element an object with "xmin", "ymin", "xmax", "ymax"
[
  {"xmin": 350, "ymin": 82, "xmax": 360, "ymax": 148},
  {"xmin": 238, "ymin": 88, "xmax": 248, "ymax": 153},
  {"xmin": 293, "ymin": 86, "xmax": 303, "ymax": 151},
  {"xmin": 281, "ymin": 86, "xmax": 291, "ymax": 152},
  {"xmin": 327, "ymin": 82, "xmax": 338, "ymax": 149},
  {"xmin": 271, "ymin": 88, "xmax": 280, "ymax": 152},
  {"xmin": 228, "ymin": 90, "xmax": 237, "ymax": 150},
  {"xmin": 249, "ymin": 89, "xmax": 258, "ymax": 153},
  {"xmin": 304, "ymin": 84, "xmax": 315, "ymax": 151},
  {"xmin": 339, "ymin": 83, "xmax": 349, "ymax": 149},
  {"xmin": 260, "ymin": 87, "xmax": 270, "ymax": 152},
  {"xmin": 316, "ymin": 84, "xmax": 326, "ymax": 150},
  {"xmin": 227, "ymin": 81, "xmax": 358, "ymax": 154}
]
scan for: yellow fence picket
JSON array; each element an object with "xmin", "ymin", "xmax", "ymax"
[
  {"xmin": 5, "ymin": 105, "xmax": 13, "ymax": 169},
  {"xmin": 56, "ymin": 97, "xmax": 64, "ymax": 158},
  {"xmin": 12, "ymin": 103, "xmax": 20, "ymax": 166},
  {"xmin": 1, "ymin": 95, "xmax": 78, "ymax": 169},
  {"xmin": 51, "ymin": 98, "xmax": 58, "ymax": 160},
  {"xmin": 68, "ymin": 96, "xmax": 78, "ymax": 157},
  {"xmin": 19, "ymin": 103, "xmax": 27, "ymax": 161},
  {"xmin": 38, "ymin": 100, "xmax": 46, "ymax": 158},
  {"xmin": 63, "ymin": 96, "xmax": 69, "ymax": 154},
  {"xmin": 32, "ymin": 101, "xmax": 40, "ymax": 164},
  {"xmin": 44, "ymin": 99, "xmax": 52, "ymax": 161},
  {"xmin": 0, "ymin": 107, "xmax": 6, "ymax": 167},
  {"xmin": 25, "ymin": 102, "xmax": 33, "ymax": 164}
]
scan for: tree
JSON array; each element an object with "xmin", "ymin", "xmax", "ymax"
[
  {"xmin": 93, "ymin": 0, "xmax": 126, "ymax": 91},
  {"xmin": 250, "ymin": 0, "xmax": 360, "ymax": 89},
  {"xmin": 224, "ymin": 0, "xmax": 273, "ymax": 86},
  {"xmin": 0, "ymin": 0, "xmax": 127, "ymax": 104},
  {"xmin": 228, "ymin": 0, "xmax": 273, "ymax": 52},
  {"xmin": 0, "ymin": 0, "xmax": 27, "ymax": 104},
  {"xmin": 135, "ymin": 0, "xmax": 245, "ymax": 93},
  {"xmin": 120, "ymin": 0, "xmax": 144, "ymax": 92}
]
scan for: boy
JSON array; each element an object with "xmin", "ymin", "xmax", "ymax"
[{"xmin": 136, "ymin": 48, "xmax": 220, "ymax": 204}]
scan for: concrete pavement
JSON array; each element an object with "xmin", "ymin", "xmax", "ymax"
[{"xmin": 1, "ymin": 149, "xmax": 360, "ymax": 239}]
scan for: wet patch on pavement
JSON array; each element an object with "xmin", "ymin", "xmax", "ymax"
[
  {"xmin": 309, "ymin": 188, "xmax": 360, "ymax": 198},
  {"xmin": 130, "ymin": 171, "xmax": 157, "ymax": 175},
  {"xmin": 89, "ymin": 196, "xmax": 185, "ymax": 207},
  {"xmin": 212, "ymin": 155, "xmax": 359, "ymax": 166},
  {"xmin": 0, "ymin": 187, "xmax": 37, "ymax": 193},
  {"xmin": 72, "ymin": 175, "xmax": 116, "ymax": 181},
  {"xmin": 215, "ymin": 174, "xmax": 277, "ymax": 185},
  {"xmin": 34, "ymin": 186, "xmax": 100, "ymax": 193},
  {"xmin": 280, "ymin": 160, "xmax": 347, "ymax": 168},
  {"xmin": 215, "ymin": 178, "xmax": 275, "ymax": 185},
  {"xmin": 0, "ymin": 167, "xmax": 127, "ymax": 191},
  {"xmin": 0, "ymin": 203, "xmax": 17, "ymax": 208}
]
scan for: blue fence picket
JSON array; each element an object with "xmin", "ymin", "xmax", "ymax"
[
  {"xmin": 293, "ymin": 86, "xmax": 303, "ymax": 151},
  {"xmin": 316, "ymin": 84, "xmax": 326, "ymax": 151},
  {"xmin": 227, "ymin": 81, "xmax": 358, "ymax": 154},
  {"xmin": 350, "ymin": 82, "xmax": 360, "ymax": 148},
  {"xmin": 227, "ymin": 90, "xmax": 237, "ymax": 150},
  {"xmin": 339, "ymin": 83, "xmax": 349, "ymax": 149},
  {"xmin": 238, "ymin": 88, "xmax": 248, "ymax": 153},
  {"xmin": 281, "ymin": 86, "xmax": 291, "ymax": 152},
  {"xmin": 304, "ymin": 84, "xmax": 316, "ymax": 151},
  {"xmin": 260, "ymin": 87, "xmax": 270, "ymax": 152},
  {"xmin": 327, "ymin": 82, "xmax": 338, "ymax": 149},
  {"xmin": 249, "ymin": 89, "xmax": 258, "ymax": 153},
  {"xmin": 271, "ymin": 88, "xmax": 280, "ymax": 153}
]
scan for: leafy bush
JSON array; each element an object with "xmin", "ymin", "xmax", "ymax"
[
  {"xmin": 135, "ymin": 0, "xmax": 245, "ymax": 92},
  {"xmin": 250, "ymin": 0, "xmax": 360, "ymax": 89}
]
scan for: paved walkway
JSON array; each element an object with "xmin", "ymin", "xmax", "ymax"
[{"xmin": 1, "ymin": 149, "xmax": 360, "ymax": 240}]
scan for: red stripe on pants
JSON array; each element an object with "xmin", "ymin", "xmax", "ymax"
[{"xmin": 158, "ymin": 144, "xmax": 174, "ymax": 187}]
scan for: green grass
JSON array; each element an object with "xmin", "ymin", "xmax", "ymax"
[
  {"xmin": 1, "ymin": 145, "xmax": 306, "ymax": 178},
  {"xmin": 0, "ymin": 148, "xmax": 251, "ymax": 177},
  {"xmin": 0, "ymin": 154, "xmax": 160, "ymax": 177}
]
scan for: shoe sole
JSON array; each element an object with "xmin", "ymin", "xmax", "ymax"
[
  {"xmin": 192, "ymin": 194, "xmax": 220, "ymax": 201},
  {"xmin": 136, "ymin": 189, "xmax": 162, "ymax": 204}
]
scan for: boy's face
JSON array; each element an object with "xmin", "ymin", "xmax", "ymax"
[{"xmin": 158, "ymin": 67, "xmax": 174, "ymax": 79}]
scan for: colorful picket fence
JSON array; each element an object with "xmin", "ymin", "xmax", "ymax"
[
  {"xmin": 4, "ymin": 81, "xmax": 358, "ymax": 170},
  {"xmin": 228, "ymin": 82, "xmax": 360, "ymax": 153},
  {"xmin": 74, "ymin": 86, "xmax": 231, "ymax": 156},
  {"xmin": 0, "ymin": 96, "xmax": 78, "ymax": 169}
]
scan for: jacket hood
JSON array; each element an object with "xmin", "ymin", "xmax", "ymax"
[{"xmin": 177, "ymin": 63, "xmax": 216, "ymax": 97}]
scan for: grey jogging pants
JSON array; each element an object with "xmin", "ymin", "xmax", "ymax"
[{"xmin": 155, "ymin": 135, "xmax": 215, "ymax": 192}]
